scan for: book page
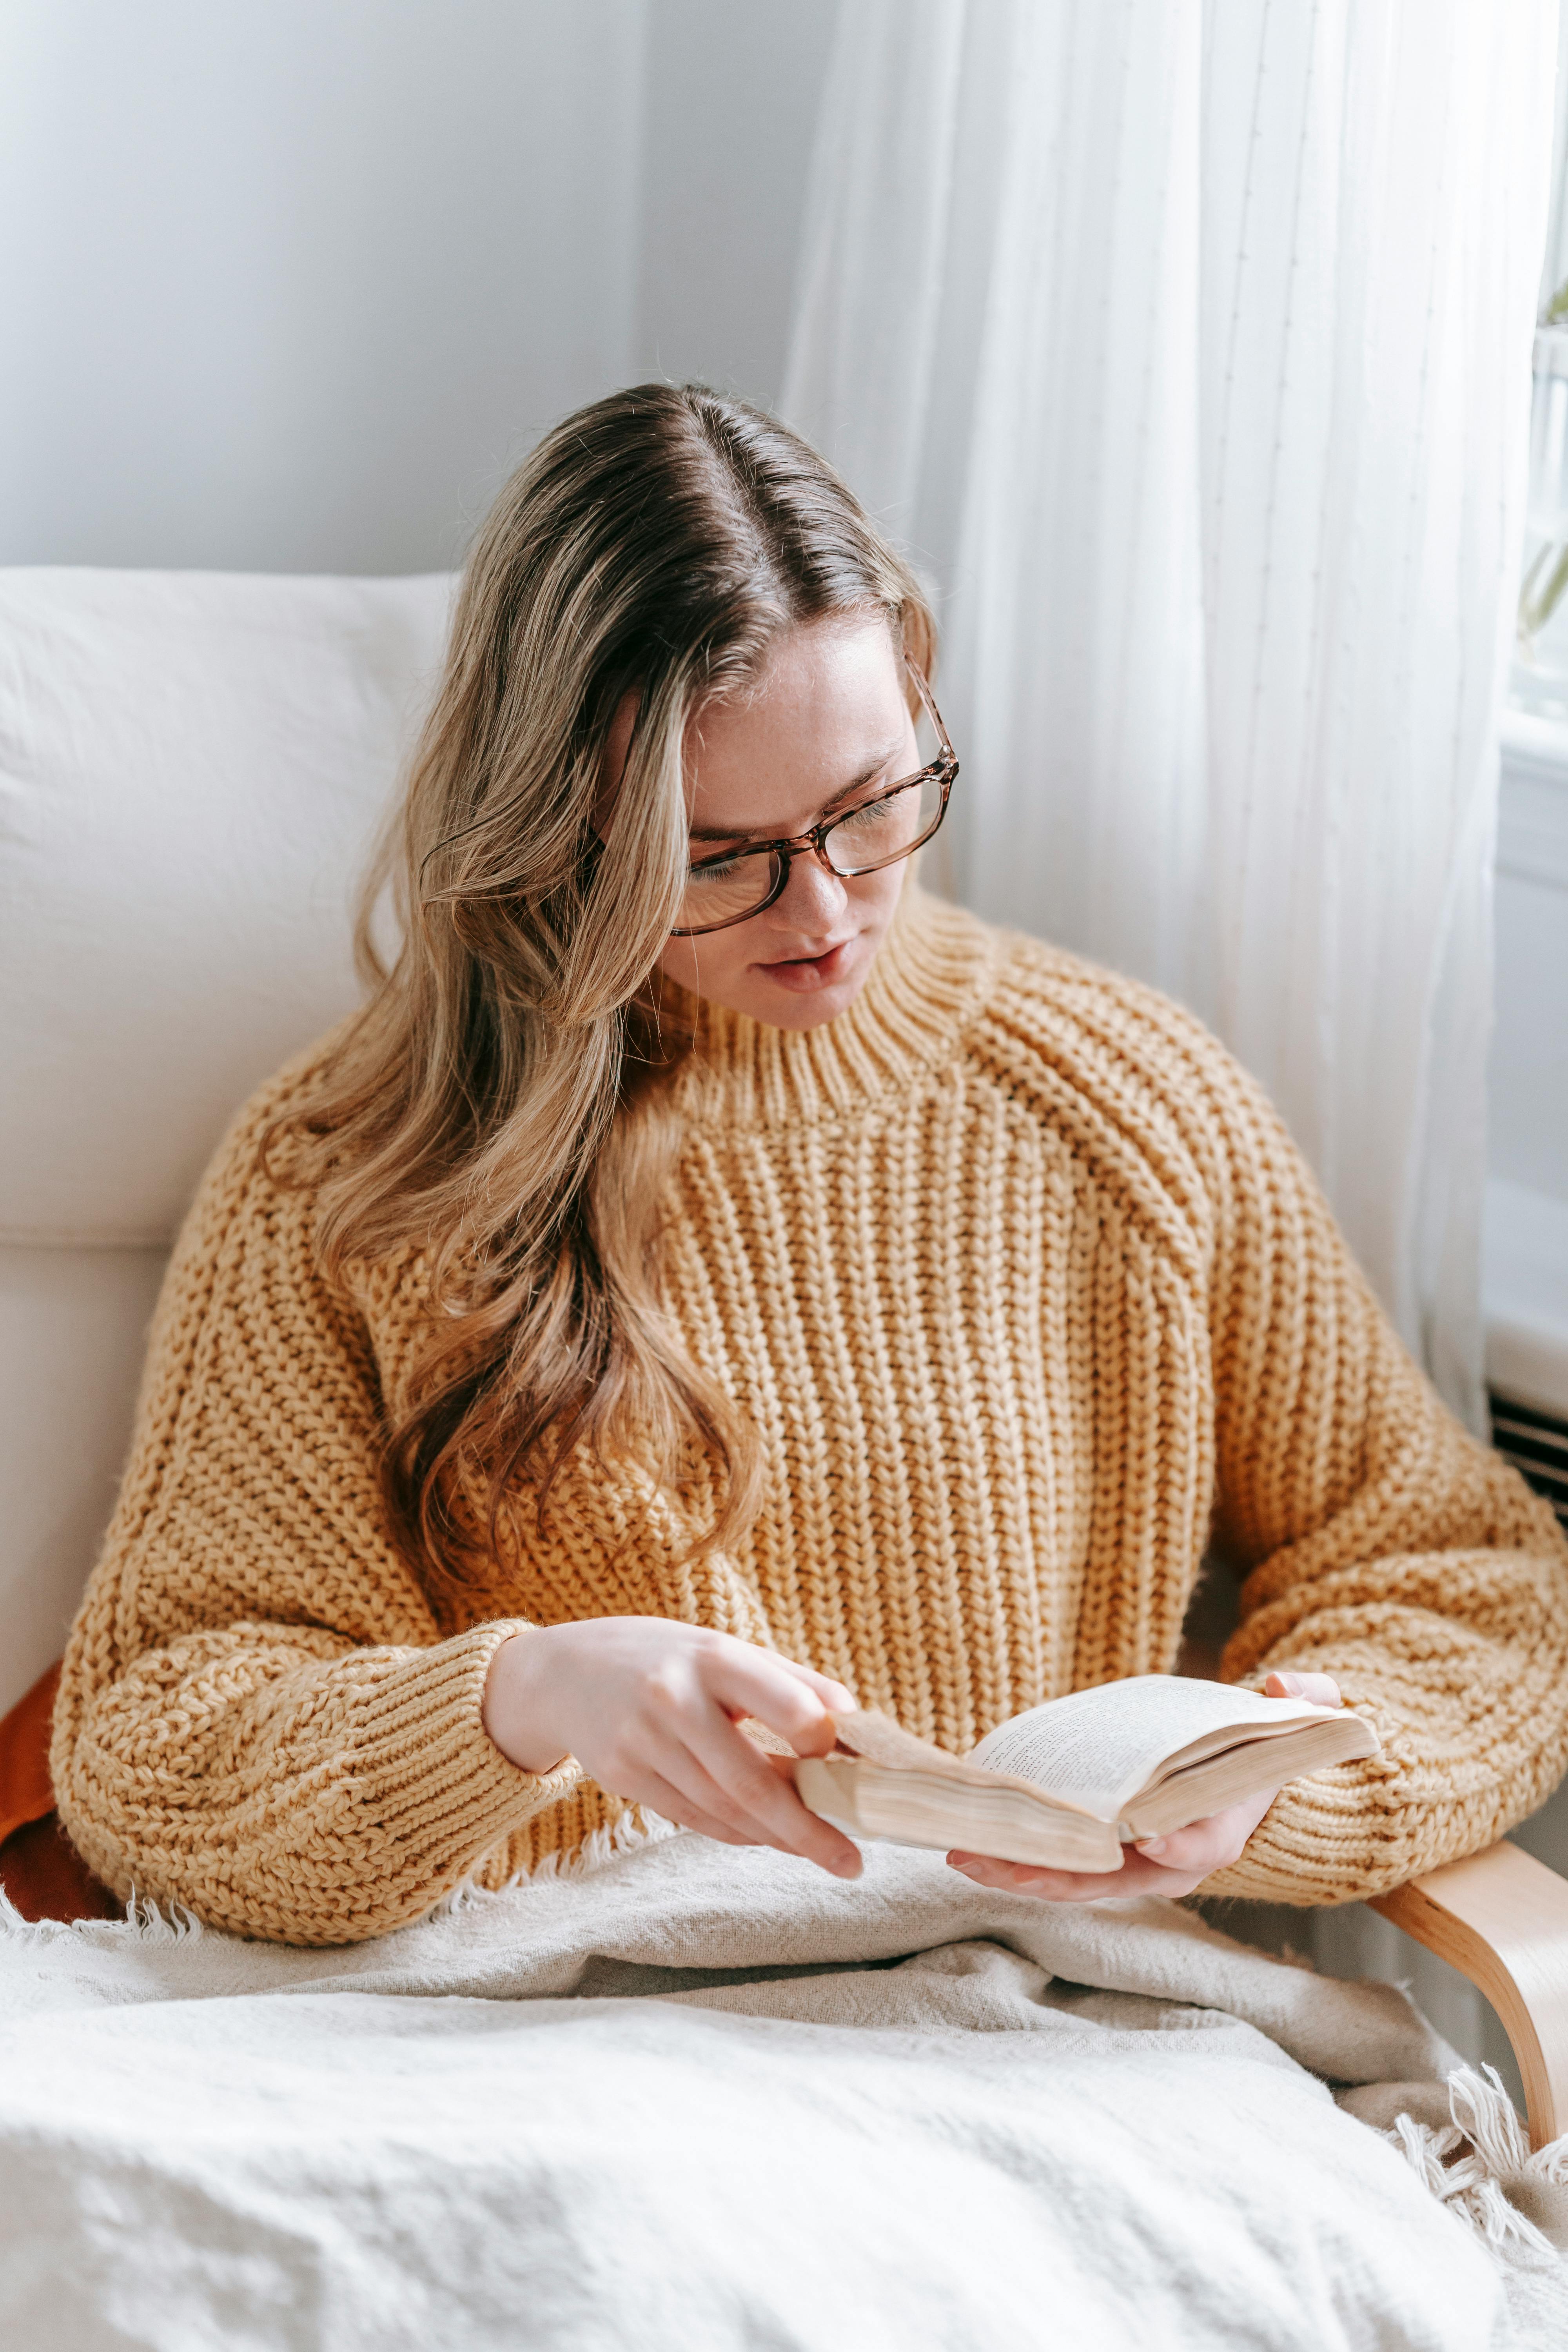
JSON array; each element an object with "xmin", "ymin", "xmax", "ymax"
[
  {"xmin": 829, "ymin": 1709, "xmax": 1004, "ymax": 1787},
  {"xmin": 969, "ymin": 1676, "xmax": 1330, "ymax": 1814}
]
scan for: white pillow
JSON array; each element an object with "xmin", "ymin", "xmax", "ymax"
[{"xmin": 0, "ymin": 568, "xmax": 454, "ymax": 1245}]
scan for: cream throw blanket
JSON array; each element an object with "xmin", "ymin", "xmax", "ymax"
[{"xmin": 4, "ymin": 1829, "xmax": 1567, "ymax": 2350}]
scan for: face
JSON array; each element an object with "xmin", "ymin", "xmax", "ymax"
[{"xmin": 639, "ymin": 616, "xmax": 920, "ymax": 1030}]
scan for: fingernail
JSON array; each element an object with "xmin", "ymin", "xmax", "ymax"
[
  {"xmin": 1136, "ymin": 1836, "xmax": 1167, "ymax": 1858},
  {"xmin": 1274, "ymin": 1673, "xmax": 1303, "ymax": 1697}
]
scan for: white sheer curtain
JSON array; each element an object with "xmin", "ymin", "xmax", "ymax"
[{"xmin": 782, "ymin": 0, "xmax": 1557, "ymax": 1433}]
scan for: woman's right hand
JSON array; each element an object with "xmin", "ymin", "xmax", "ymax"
[{"xmin": 481, "ymin": 1617, "xmax": 864, "ymax": 1879}]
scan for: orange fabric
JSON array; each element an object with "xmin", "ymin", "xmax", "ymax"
[
  {"xmin": 0, "ymin": 1812, "xmax": 118, "ymax": 1923},
  {"xmin": 0, "ymin": 1661, "xmax": 61, "ymax": 1845},
  {"xmin": 0, "ymin": 1660, "xmax": 116, "ymax": 1922}
]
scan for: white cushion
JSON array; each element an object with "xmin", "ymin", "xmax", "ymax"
[
  {"xmin": 0, "ymin": 1244, "xmax": 169, "ymax": 1712},
  {"xmin": 0, "ymin": 568, "xmax": 454, "ymax": 1246},
  {"xmin": 0, "ymin": 569, "xmax": 452, "ymax": 1706}
]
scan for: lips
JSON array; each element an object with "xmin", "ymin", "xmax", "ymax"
[{"xmin": 752, "ymin": 937, "xmax": 858, "ymax": 992}]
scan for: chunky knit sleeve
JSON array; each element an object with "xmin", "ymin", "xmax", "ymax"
[
  {"xmin": 1136, "ymin": 1011, "xmax": 1568, "ymax": 1907},
  {"xmin": 50, "ymin": 1058, "xmax": 580, "ymax": 1945}
]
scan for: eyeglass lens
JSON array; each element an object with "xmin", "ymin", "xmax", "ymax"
[{"xmin": 676, "ymin": 767, "xmax": 947, "ymax": 934}]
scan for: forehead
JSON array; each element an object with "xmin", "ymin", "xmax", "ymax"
[{"xmin": 684, "ymin": 616, "xmax": 910, "ymax": 838}]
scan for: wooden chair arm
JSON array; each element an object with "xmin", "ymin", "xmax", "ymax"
[{"xmin": 1370, "ymin": 1839, "xmax": 1568, "ymax": 2150}]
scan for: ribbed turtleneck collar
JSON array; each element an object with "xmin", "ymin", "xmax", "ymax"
[{"xmin": 667, "ymin": 885, "xmax": 1002, "ymax": 1133}]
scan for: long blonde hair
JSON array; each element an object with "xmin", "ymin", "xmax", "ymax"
[{"xmin": 286, "ymin": 383, "xmax": 934, "ymax": 1602}]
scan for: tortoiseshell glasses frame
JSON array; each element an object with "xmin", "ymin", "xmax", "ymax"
[{"xmin": 670, "ymin": 657, "xmax": 959, "ymax": 937}]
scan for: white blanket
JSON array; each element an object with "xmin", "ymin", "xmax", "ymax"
[{"xmin": 4, "ymin": 1828, "xmax": 1566, "ymax": 2351}]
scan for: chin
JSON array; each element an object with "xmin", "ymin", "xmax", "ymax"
[{"xmin": 755, "ymin": 984, "xmax": 865, "ymax": 1033}]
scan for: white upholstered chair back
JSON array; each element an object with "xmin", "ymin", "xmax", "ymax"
[{"xmin": 0, "ymin": 569, "xmax": 454, "ymax": 1711}]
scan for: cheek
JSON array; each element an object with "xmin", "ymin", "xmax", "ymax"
[
  {"xmin": 824, "ymin": 863, "xmax": 906, "ymax": 960},
  {"xmin": 655, "ymin": 931, "xmax": 750, "ymax": 996},
  {"xmin": 854, "ymin": 864, "xmax": 906, "ymax": 927}
]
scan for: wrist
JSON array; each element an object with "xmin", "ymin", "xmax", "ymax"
[{"xmin": 482, "ymin": 1627, "xmax": 570, "ymax": 1776}]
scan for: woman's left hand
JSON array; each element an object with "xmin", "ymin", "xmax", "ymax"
[{"xmin": 947, "ymin": 1670, "xmax": 1342, "ymax": 1902}]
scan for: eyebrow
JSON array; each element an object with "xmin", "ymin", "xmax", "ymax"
[{"xmin": 688, "ymin": 737, "xmax": 908, "ymax": 846}]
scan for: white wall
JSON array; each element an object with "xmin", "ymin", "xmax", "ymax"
[
  {"xmin": 634, "ymin": 0, "xmax": 837, "ymax": 404},
  {"xmin": 0, "ymin": 0, "xmax": 646, "ymax": 573},
  {"xmin": 0, "ymin": 0, "xmax": 834, "ymax": 575}
]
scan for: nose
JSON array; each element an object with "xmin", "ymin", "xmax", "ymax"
[{"xmin": 768, "ymin": 847, "xmax": 849, "ymax": 938}]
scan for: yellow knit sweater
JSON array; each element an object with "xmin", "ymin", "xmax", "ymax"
[{"xmin": 52, "ymin": 890, "xmax": 1568, "ymax": 1944}]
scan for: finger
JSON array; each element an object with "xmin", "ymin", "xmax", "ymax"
[
  {"xmin": 1263, "ymin": 1670, "xmax": 1342, "ymax": 1707},
  {"xmin": 1134, "ymin": 1787, "xmax": 1277, "ymax": 1873},
  {"xmin": 948, "ymin": 1850, "xmax": 1205, "ymax": 1902},
  {"xmin": 586, "ymin": 1743, "xmax": 771, "ymax": 1851},
  {"xmin": 703, "ymin": 1646, "xmax": 853, "ymax": 1758},
  {"xmin": 697, "ymin": 1718, "xmax": 865, "ymax": 1877},
  {"xmin": 639, "ymin": 1727, "xmax": 800, "ymax": 1856},
  {"xmin": 677, "ymin": 1707, "xmax": 864, "ymax": 1877},
  {"xmin": 1132, "ymin": 1818, "xmax": 1249, "ymax": 1872},
  {"xmin": 773, "ymin": 1657, "xmax": 858, "ymax": 1724},
  {"xmin": 647, "ymin": 1715, "xmax": 863, "ymax": 1880},
  {"xmin": 948, "ymin": 1853, "xmax": 1094, "ymax": 1898},
  {"xmin": 620, "ymin": 1764, "xmax": 760, "ymax": 1849},
  {"xmin": 947, "ymin": 1850, "xmax": 1126, "ymax": 1900}
]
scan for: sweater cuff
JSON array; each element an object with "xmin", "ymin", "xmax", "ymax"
[
  {"xmin": 1202, "ymin": 1671, "xmax": 1415, "ymax": 1906},
  {"xmin": 345, "ymin": 1619, "xmax": 583, "ymax": 1893},
  {"xmin": 1202, "ymin": 1752, "xmax": 1413, "ymax": 1906}
]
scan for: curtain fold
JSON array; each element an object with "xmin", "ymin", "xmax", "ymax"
[{"xmin": 782, "ymin": 0, "xmax": 1557, "ymax": 1430}]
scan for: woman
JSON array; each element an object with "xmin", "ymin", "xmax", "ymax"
[{"xmin": 52, "ymin": 385, "xmax": 1568, "ymax": 1945}]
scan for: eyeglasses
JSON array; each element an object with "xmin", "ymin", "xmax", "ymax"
[{"xmin": 671, "ymin": 659, "xmax": 959, "ymax": 937}]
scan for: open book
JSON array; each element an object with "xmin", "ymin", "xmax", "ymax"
[{"xmin": 791, "ymin": 1676, "xmax": 1381, "ymax": 1874}]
